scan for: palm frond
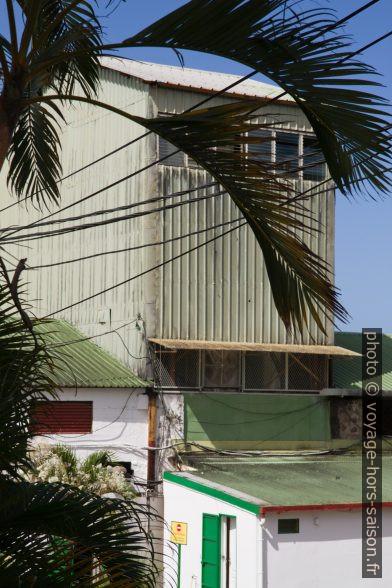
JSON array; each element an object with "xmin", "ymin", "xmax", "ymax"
[
  {"xmin": 32, "ymin": 91, "xmax": 346, "ymax": 332},
  {"xmin": 82, "ymin": 450, "xmax": 115, "ymax": 474},
  {"xmin": 126, "ymin": 0, "xmax": 392, "ymax": 197},
  {"xmin": 50, "ymin": 445, "xmax": 79, "ymax": 475},
  {"xmin": 135, "ymin": 100, "xmax": 347, "ymax": 332},
  {"xmin": 25, "ymin": 0, "xmax": 103, "ymax": 97},
  {"xmin": 0, "ymin": 262, "xmax": 57, "ymax": 479},
  {"xmin": 0, "ymin": 479, "xmax": 158, "ymax": 586},
  {"xmin": 6, "ymin": 102, "xmax": 64, "ymax": 206}
]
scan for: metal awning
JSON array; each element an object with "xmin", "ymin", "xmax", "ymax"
[{"xmin": 148, "ymin": 338, "xmax": 360, "ymax": 357}]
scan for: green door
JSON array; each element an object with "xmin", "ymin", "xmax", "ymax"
[{"xmin": 201, "ymin": 514, "xmax": 220, "ymax": 588}]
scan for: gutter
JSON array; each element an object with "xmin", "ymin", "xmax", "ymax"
[{"xmin": 259, "ymin": 501, "xmax": 392, "ymax": 516}]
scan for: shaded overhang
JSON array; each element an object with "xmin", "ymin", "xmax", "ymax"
[{"xmin": 149, "ymin": 338, "xmax": 360, "ymax": 357}]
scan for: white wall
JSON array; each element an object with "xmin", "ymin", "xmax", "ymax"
[
  {"xmin": 163, "ymin": 478, "xmax": 260, "ymax": 588},
  {"xmin": 33, "ymin": 387, "xmax": 149, "ymax": 483},
  {"xmin": 265, "ymin": 509, "xmax": 392, "ymax": 588},
  {"xmin": 164, "ymin": 478, "xmax": 392, "ymax": 588}
]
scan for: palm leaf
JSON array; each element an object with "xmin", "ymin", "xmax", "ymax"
[
  {"xmin": 0, "ymin": 479, "xmax": 158, "ymax": 586},
  {"xmin": 125, "ymin": 0, "xmax": 392, "ymax": 197},
  {"xmin": 1, "ymin": 1, "xmax": 103, "ymax": 202},
  {"xmin": 32, "ymin": 91, "xmax": 346, "ymax": 332},
  {"xmin": 0, "ymin": 263, "xmax": 57, "ymax": 479},
  {"xmin": 6, "ymin": 102, "xmax": 64, "ymax": 206},
  {"xmin": 135, "ymin": 100, "xmax": 346, "ymax": 332}
]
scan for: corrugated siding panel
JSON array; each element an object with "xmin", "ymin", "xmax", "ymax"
[
  {"xmin": 154, "ymin": 87, "xmax": 335, "ymax": 345},
  {"xmin": 0, "ymin": 68, "xmax": 157, "ymax": 377},
  {"xmin": 33, "ymin": 401, "xmax": 92, "ymax": 434}
]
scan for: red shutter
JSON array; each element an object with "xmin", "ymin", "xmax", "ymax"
[{"xmin": 32, "ymin": 401, "xmax": 93, "ymax": 434}]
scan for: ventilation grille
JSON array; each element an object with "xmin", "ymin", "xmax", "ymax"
[{"xmin": 32, "ymin": 401, "xmax": 93, "ymax": 434}]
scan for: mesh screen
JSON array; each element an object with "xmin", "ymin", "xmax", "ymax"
[
  {"xmin": 204, "ymin": 350, "xmax": 240, "ymax": 388},
  {"xmin": 244, "ymin": 352, "xmax": 286, "ymax": 390},
  {"xmin": 154, "ymin": 349, "xmax": 200, "ymax": 388},
  {"xmin": 288, "ymin": 353, "xmax": 328, "ymax": 390}
]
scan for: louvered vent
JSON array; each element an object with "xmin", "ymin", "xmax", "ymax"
[{"xmin": 32, "ymin": 401, "xmax": 93, "ymax": 434}]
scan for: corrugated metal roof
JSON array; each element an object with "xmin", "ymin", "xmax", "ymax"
[
  {"xmin": 36, "ymin": 320, "xmax": 150, "ymax": 389},
  {"xmin": 99, "ymin": 56, "xmax": 294, "ymax": 102},
  {"xmin": 334, "ymin": 332, "xmax": 392, "ymax": 390},
  {"xmin": 168, "ymin": 453, "xmax": 392, "ymax": 507},
  {"xmin": 149, "ymin": 338, "xmax": 359, "ymax": 356}
]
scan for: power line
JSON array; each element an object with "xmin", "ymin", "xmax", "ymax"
[
  {"xmin": 0, "ymin": 0, "xmax": 386, "ymax": 224},
  {"xmin": 28, "ymin": 217, "xmax": 243, "ymax": 269},
  {"xmin": 4, "ymin": 18, "xmax": 389, "ymax": 243},
  {"xmin": 1, "ymin": 189, "xmax": 227, "ymax": 244},
  {"xmin": 0, "ymin": 68, "xmax": 259, "ymax": 219},
  {"xmin": 44, "ymin": 220, "xmax": 246, "ymax": 318},
  {"xmin": 0, "ymin": 181, "xmax": 218, "ymax": 235}
]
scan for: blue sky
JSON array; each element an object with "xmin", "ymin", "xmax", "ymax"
[{"xmin": 107, "ymin": 2, "xmax": 392, "ymax": 331}]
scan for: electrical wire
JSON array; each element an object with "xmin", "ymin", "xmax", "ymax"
[
  {"xmin": 0, "ymin": 0, "xmax": 386, "ymax": 225},
  {"xmin": 27, "ymin": 217, "xmax": 243, "ymax": 269},
  {"xmin": 0, "ymin": 66, "xmax": 259, "ymax": 221},
  {"xmin": 44, "ymin": 220, "xmax": 246, "ymax": 318},
  {"xmin": 1, "ymin": 189, "xmax": 227, "ymax": 244}
]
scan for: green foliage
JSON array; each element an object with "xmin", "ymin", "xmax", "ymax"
[
  {"xmin": 127, "ymin": 0, "xmax": 392, "ymax": 197},
  {"xmin": 0, "ymin": 0, "xmax": 391, "ymax": 330},
  {"xmin": 29, "ymin": 445, "xmax": 136, "ymax": 498},
  {"xmin": 0, "ymin": 0, "xmax": 103, "ymax": 205},
  {"xmin": 0, "ymin": 265, "xmax": 157, "ymax": 586}
]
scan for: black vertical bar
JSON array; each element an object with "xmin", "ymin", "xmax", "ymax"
[{"xmin": 362, "ymin": 328, "xmax": 382, "ymax": 578}]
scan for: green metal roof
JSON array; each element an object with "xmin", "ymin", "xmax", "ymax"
[
  {"xmin": 166, "ymin": 453, "xmax": 392, "ymax": 508},
  {"xmin": 36, "ymin": 320, "xmax": 150, "ymax": 388},
  {"xmin": 334, "ymin": 332, "xmax": 392, "ymax": 390}
]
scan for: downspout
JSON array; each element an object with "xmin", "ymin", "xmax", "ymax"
[
  {"xmin": 257, "ymin": 513, "xmax": 267, "ymax": 588},
  {"xmin": 147, "ymin": 387, "xmax": 158, "ymax": 488}
]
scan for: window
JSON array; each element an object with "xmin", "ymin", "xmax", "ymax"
[
  {"xmin": 303, "ymin": 136, "xmax": 326, "ymax": 181},
  {"xmin": 153, "ymin": 348, "xmax": 328, "ymax": 391},
  {"xmin": 158, "ymin": 136, "xmax": 185, "ymax": 167},
  {"xmin": 244, "ymin": 352, "xmax": 285, "ymax": 390},
  {"xmin": 32, "ymin": 401, "xmax": 93, "ymax": 434},
  {"xmin": 204, "ymin": 350, "xmax": 240, "ymax": 388},
  {"xmin": 288, "ymin": 353, "xmax": 328, "ymax": 390},
  {"xmin": 278, "ymin": 518, "xmax": 300, "ymax": 534},
  {"xmin": 247, "ymin": 129, "xmax": 273, "ymax": 162},
  {"xmin": 154, "ymin": 349, "xmax": 200, "ymax": 388},
  {"xmin": 275, "ymin": 131, "xmax": 299, "ymax": 176}
]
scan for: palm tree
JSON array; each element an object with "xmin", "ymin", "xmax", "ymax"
[
  {"xmin": 29, "ymin": 445, "xmax": 136, "ymax": 498},
  {"xmin": 0, "ymin": 262, "xmax": 157, "ymax": 586},
  {"xmin": 1, "ymin": 0, "xmax": 390, "ymax": 331}
]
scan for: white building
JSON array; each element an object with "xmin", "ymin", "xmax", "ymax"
[
  {"xmin": 163, "ymin": 454, "xmax": 392, "ymax": 587},
  {"xmin": 32, "ymin": 319, "xmax": 150, "ymax": 484}
]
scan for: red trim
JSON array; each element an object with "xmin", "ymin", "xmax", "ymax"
[{"xmin": 259, "ymin": 502, "xmax": 392, "ymax": 516}]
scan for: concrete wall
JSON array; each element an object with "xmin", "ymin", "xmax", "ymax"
[{"xmin": 33, "ymin": 387, "xmax": 149, "ymax": 482}]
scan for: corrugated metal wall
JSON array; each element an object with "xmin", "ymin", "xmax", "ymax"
[
  {"xmin": 0, "ymin": 67, "xmax": 157, "ymax": 376},
  {"xmin": 0, "ymin": 69, "xmax": 335, "ymax": 381},
  {"xmin": 153, "ymin": 86, "xmax": 335, "ymax": 345}
]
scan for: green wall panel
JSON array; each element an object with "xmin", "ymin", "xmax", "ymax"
[{"xmin": 185, "ymin": 394, "xmax": 331, "ymax": 443}]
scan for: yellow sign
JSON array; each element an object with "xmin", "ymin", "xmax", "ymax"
[{"xmin": 170, "ymin": 521, "xmax": 188, "ymax": 545}]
